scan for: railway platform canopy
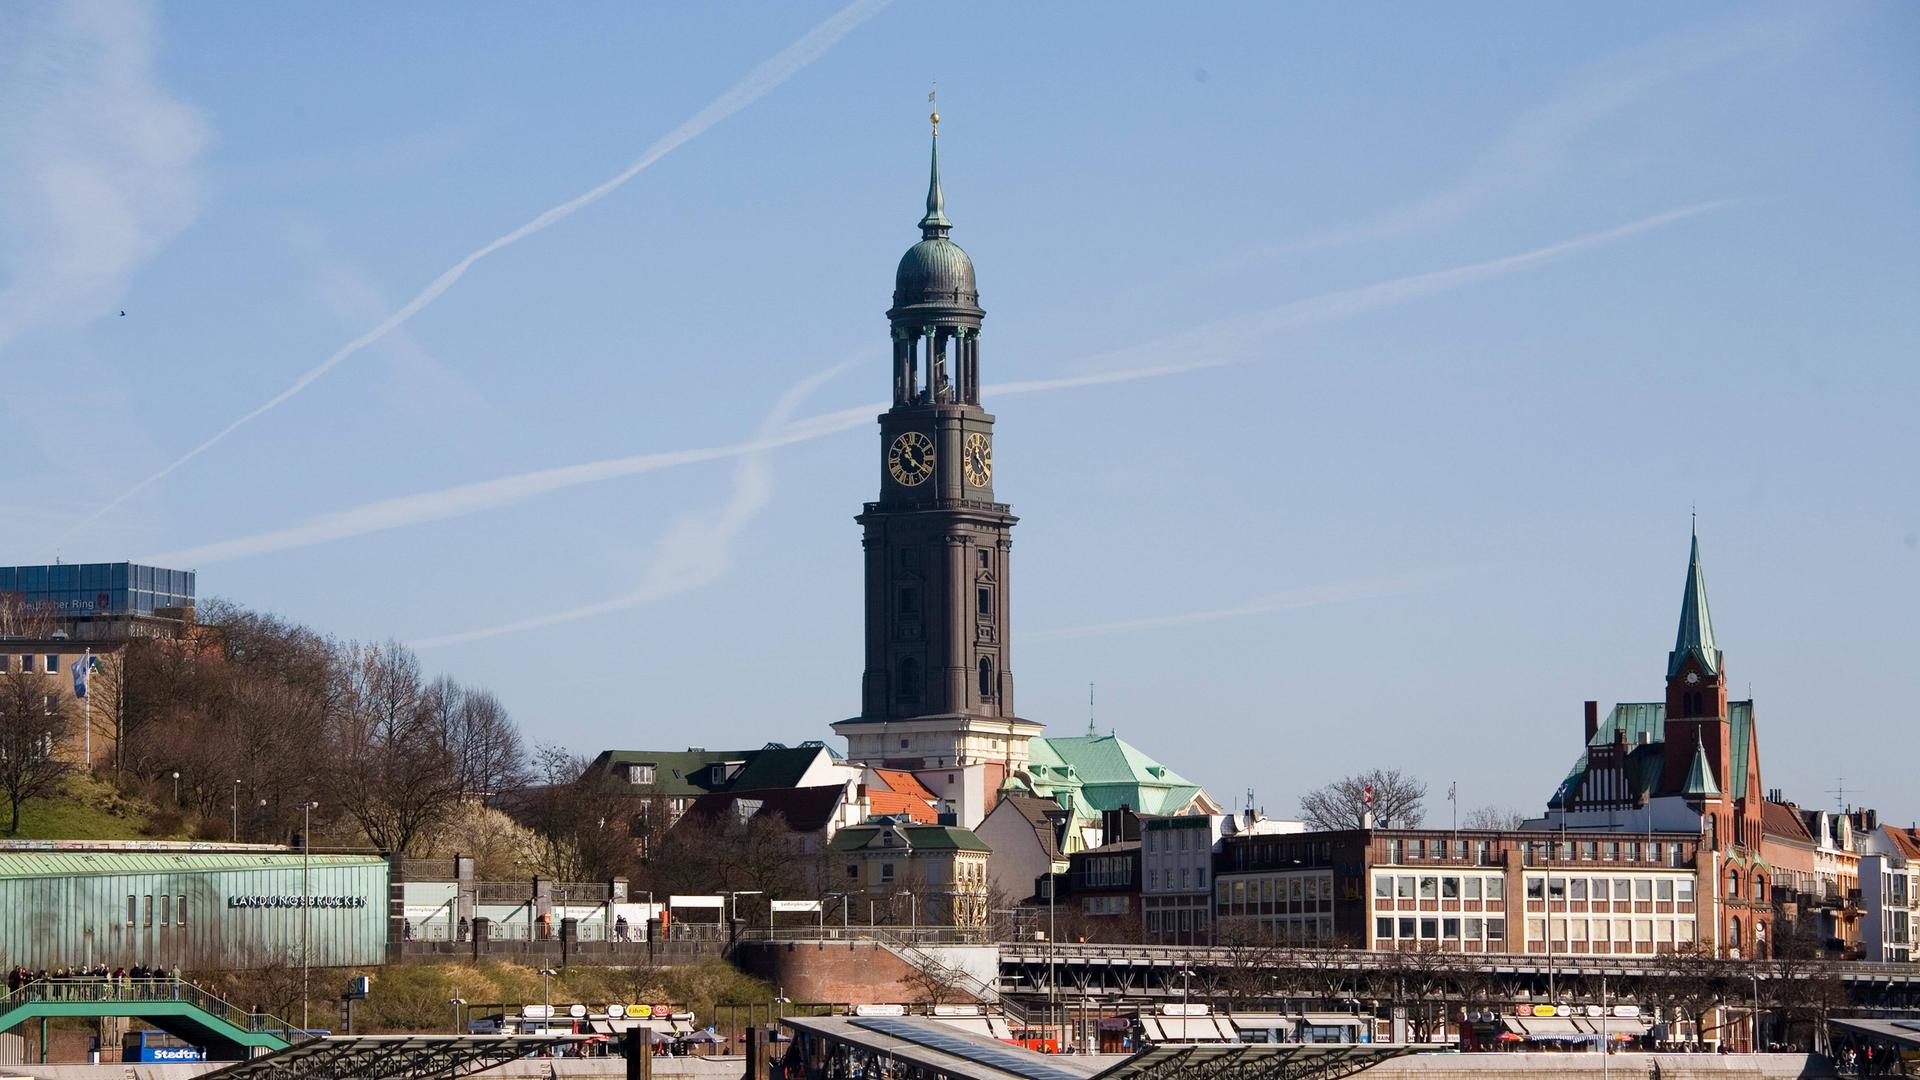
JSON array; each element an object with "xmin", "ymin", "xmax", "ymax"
[
  {"xmin": 199, "ymin": 1035, "xmax": 585, "ymax": 1080},
  {"xmin": 780, "ymin": 1015, "xmax": 1427, "ymax": 1080}
]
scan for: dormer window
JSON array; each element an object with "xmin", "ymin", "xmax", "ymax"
[{"xmin": 627, "ymin": 763, "xmax": 656, "ymax": 785}]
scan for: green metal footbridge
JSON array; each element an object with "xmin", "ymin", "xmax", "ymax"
[{"xmin": 0, "ymin": 978, "xmax": 302, "ymax": 1061}]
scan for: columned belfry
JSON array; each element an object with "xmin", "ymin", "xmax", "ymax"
[{"xmin": 834, "ymin": 110, "xmax": 1042, "ymax": 771}]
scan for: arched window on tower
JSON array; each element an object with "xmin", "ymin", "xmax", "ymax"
[
  {"xmin": 978, "ymin": 657, "xmax": 993, "ymax": 701},
  {"xmin": 896, "ymin": 656, "xmax": 921, "ymax": 704}
]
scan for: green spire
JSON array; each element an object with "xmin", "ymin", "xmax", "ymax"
[
  {"xmin": 918, "ymin": 130, "xmax": 951, "ymax": 239},
  {"xmin": 1682, "ymin": 731, "xmax": 1721, "ymax": 798},
  {"xmin": 1668, "ymin": 520, "xmax": 1721, "ymax": 678}
]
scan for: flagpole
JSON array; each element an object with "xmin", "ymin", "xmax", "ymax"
[{"xmin": 83, "ymin": 648, "xmax": 91, "ymax": 771}]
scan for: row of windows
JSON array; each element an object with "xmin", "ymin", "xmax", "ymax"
[
  {"xmin": 1083, "ymin": 895, "xmax": 1131, "ymax": 916},
  {"xmin": 1524, "ymin": 875, "xmax": 1695, "ymax": 904},
  {"xmin": 128, "ymin": 895, "xmax": 187, "ymax": 928},
  {"xmin": 1147, "ymin": 867, "xmax": 1208, "ymax": 891},
  {"xmin": 1381, "ymin": 838, "xmax": 1690, "ymax": 867},
  {"xmin": 1145, "ymin": 828, "xmax": 1208, "ymax": 853},
  {"xmin": 0, "ymin": 655, "xmax": 65, "ymax": 674},
  {"xmin": 1375, "ymin": 874, "xmax": 1507, "ymax": 902},
  {"xmin": 1376, "ymin": 916, "xmax": 1507, "ymax": 942},
  {"xmin": 1221, "ymin": 875, "xmax": 1336, "ymax": 907},
  {"xmin": 1220, "ymin": 916, "xmax": 1337, "ymax": 944},
  {"xmin": 1077, "ymin": 856, "xmax": 1132, "ymax": 888},
  {"xmin": 1525, "ymin": 917, "xmax": 1696, "ymax": 946}
]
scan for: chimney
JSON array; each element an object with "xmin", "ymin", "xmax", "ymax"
[{"xmin": 1584, "ymin": 701, "xmax": 1599, "ymax": 743}]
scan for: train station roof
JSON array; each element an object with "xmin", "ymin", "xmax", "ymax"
[{"xmin": 199, "ymin": 1034, "xmax": 583, "ymax": 1080}]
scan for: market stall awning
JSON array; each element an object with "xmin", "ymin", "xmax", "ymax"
[{"xmin": 1139, "ymin": 1016, "xmax": 1236, "ymax": 1043}]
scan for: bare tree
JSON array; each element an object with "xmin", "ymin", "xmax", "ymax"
[
  {"xmin": 330, "ymin": 641, "xmax": 462, "ymax": 854},
  {"xmin": 518, "ymin": 745, "xmax": 647, "ymax": 882},
  {"xmin": 1299, "ymin": 768, "xmax": 1427, "ymax": 830},
  {"xmin": 902, "ymin": 953, "xmax": 963, "ymax": 1005},
  {"xmin": 0, "ymin": 669, "xmax": 73, "ymax": 833},
  {"xmin": 1460, "ymin": 804, "xmax": 1530, "ymax": 831},
  {"xmin": 0, "ymin": 596, "xmax": 58, "ymax": 638}
]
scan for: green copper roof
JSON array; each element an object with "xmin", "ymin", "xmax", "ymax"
[
  {"xmin": 829, "ymin": 823, "xmax": 989, "ymax": 853},
  {"xmin": 1014, "ymin": 733, "xmax": 1207, "ymax": 817},
  {"xmin": 1668, "ymin": 526, "xmax": 1721, "ymax": 678},
  {"xmin": 1682, "ymin": 733, "xmax": 1721, "ymax": 797},
  {"xmin": 0, "ymin": 852, "xmax": 384, "ymax": 879},
  {"xmin": 1549, "ymin": 699, "xmax": 1755, "ymax": 808},
  {"xmin": 1728, "ymin": 699, "xmax": 1753, "ymax": 796}
]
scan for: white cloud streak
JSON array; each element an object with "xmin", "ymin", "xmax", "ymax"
[
  {"xmin": 144, "ymin": 201, "xmax": 1730, "ymax": 571},
  {"xmin": 409, "ymin": 361, "xmax": 854, "ymax": 648},
  {"xmin": 1027, "ymin": 575, "xmax": 1431, "ymax": 642},
  {"xmin": 1268, "ymin": 10, "xmax": 1798, "ymax": 256},
  {"xmin": 59, "ymin": 0, "xmax": 890, "ymax": 540},
  {"xmin": 0, "ymin": 0, "xmax": 211, "ymax": 357}
]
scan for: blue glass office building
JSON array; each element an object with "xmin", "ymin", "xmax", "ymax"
[{"xmin": 0, "ymin": 563, "xmax": 194, "ymax": 617}]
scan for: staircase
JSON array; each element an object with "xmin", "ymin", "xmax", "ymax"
[{"xmin": 872, "ymin": 931, "xmax": 1035, "ymax": 1031}]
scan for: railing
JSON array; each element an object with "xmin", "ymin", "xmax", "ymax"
[
  {"xmin": 997, "ymin": 942, "xmax": 1920, "ymax": 983},
  {"xmin": 553, "ymin": 882, "xmax": 613, "ymax": 903},
  {"xmin": 736, "ymin": 924, "xmax": 991, "ymax": 946},
  {"xmin": 0, "ymin": 977, "xmax": 306, "ymax": 1039}
]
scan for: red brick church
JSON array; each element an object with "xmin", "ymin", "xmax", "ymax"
[{"xmin": 1543, "ymin": 528, "xmax": 1772, "ymax": 958}]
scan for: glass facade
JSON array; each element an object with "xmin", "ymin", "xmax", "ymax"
[{"xmin": 0, "ymin": 563, "xmax": 194, "ymax": 617}]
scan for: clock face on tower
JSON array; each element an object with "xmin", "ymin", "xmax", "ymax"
[
  {"xmin": 963, "ymin": 432, "xmax": 992, "ymax": 487},
  {"xmin": 888, "ymin": 431, "xmax": 935, "ymax": 486},
  {"xmin": 1685, "ymin": 672, "xmax": 1701, "ymax": 685}
]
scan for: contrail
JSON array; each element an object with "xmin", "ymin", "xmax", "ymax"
[
  {"xmin": 60, "ymin": 0, "xmax": 891, "ymax": 543},
  {"xmin": 143, "ymin": 201, "xmax": 1730, "ymax": 568},
  {"xmin": 1027, "ymin": 575, "xmax": 1432, "ymax": 642},
  {"xmin": 410, "ymin": 362, "xmax": 849, "ymax": 648}
]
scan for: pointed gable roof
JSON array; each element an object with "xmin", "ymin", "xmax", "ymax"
[
  {"xmin": 1669, "ymin": 526, "xmax": 1722, "ymax": 678},
  {"xmin": 1682, "ymin": 733, "xmax": 1720, "ymax": 797}
]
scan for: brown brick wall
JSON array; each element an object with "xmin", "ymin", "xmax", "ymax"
[{"xmin": 732, "ymin": 941, "xmax": 935, "ymax": 1005}]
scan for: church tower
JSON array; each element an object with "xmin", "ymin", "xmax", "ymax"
[
  {"xmin": 1660, "ymin": 524, "xmax": 1741, "ymax": 856},
  {"xmin": 833, "ymin": 110, "xmax": 1043, "ymax": 771}
]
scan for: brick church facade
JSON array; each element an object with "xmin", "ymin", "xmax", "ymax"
[{"xmin": 1541, "ymin": 528, "xmax": 1772, "ymax": 958}]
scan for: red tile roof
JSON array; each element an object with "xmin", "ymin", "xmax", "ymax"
[
  {"xmin": 1884, "ymin": 827, "xmax": 1920, "ymax": 861},
  {"xmin": 867, "ymin": 790, "xmax": 937, "ymax": 823},
  {"xmin": 1762, "ymin": 800, "xmax": 1812, "ymax": 843},
  {"xmin": 870, "ymin": 768, "xmax": 937, "ymax": 801}
]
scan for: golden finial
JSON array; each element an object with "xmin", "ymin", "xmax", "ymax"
[{"xmin": 928, "ymin": 83, "xmax": 939, "ymax": 135}]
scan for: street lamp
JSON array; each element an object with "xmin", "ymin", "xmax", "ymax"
[
  {"xmin": 449, "ymin": 997, "xmax": 466, "ymax": 1035},
  {"xmin": 897, "ymin": 890, "xmax": 915, "ymax": 935},
  {"xmin": 539, "ymin": 968, "xmax": 559, "ymax": 1026},
  {"xmin": 231, "ymin": 780, "xmax": 240, "ymax": 841},
  {"xmin": 824, "ymin": 892, "xmax": 849, "ymax": 933},
  {"xmin": 299, "ymin": 799, "xmax": 318, "ymax": 1031},
  {"xmin": 172, "ymin": 771, "xmax": 180, "ymax": 805}
]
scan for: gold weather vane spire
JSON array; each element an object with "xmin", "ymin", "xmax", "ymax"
[{"xmin": 929, "ymin": 83, "xmax": 939, "ymax": 134}]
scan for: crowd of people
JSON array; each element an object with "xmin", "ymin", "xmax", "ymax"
[{"xmin": 6, "ymin": 965, "xmax": 179, "ymax": 993}]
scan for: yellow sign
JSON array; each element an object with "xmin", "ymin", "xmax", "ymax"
[{"xmin": 1533, "ymin": 1005, "xmax": 1558, "ymax": 1017}]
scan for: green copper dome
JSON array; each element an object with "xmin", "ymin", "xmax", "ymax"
[
  {"xmin": 895, "ymin": 237, "xmax": 977, "ymax": 307},
  {"xmin": 891, "ymin": 131, "xmax": 981, "ymax": 312}
]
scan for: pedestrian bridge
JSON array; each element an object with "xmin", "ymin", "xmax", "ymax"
[{"xmin": 0, "ymin": 978, "xmax": 297, "ymax": 1060}]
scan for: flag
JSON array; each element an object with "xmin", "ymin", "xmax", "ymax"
[
  {"xmin": 1362, "ymin": 784, "xmax": 1374, "ymax": 806},
  {"xmin": 71, "ymin": 656, "xmax": 90, "ymax": 699},
  {"xmin": 1448, "ymin": 782, "xmax": 1457, "ymax": 802}
]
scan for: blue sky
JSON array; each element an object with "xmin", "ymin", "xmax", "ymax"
[{"xmin": 4, "ymin": 2, "xmax": 1916, "ymax": 825}]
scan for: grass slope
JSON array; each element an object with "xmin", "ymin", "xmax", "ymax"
[{"xmin": 5, "ymin": 775, "xmax": 185, "ymax": 841}]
